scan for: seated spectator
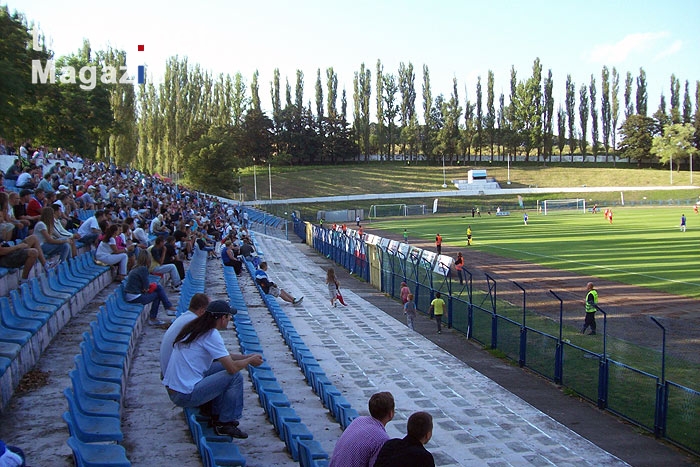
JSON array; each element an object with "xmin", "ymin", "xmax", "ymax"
[
  {"xmin": 374, "ymin": 412, "xmax": 435, "ymax": 467},
  {"xmin": 161, "ymin": 299, "xmax": 263, "ymax": 439},
  {"xmin": 26, "ymin": 188, "xmax": 45, "ymax": 221},
  {"xmin": 150, "ymin": 213, "xmax": 169, "ymax": 237},
  {"xmin": 5, "ymin": 159, "xmax": 22, "ymax": 181},
  {"xmin": 51, "ymin": 203, "xmax": 79, "ymax": 258},
  {"xmin": 15, "ymin": 166, "xmax": 35, "ymax": 189},
  {"xmin": 0, "ymin": 193, "xmax": 16, "ymax": 242},
  {"xmin": 95, "ymin": 224, "xmax": 128, "ymax": 281},
  {"xmin": 131, "ymin": 218, "xmax": 149, "ymax": 249},
  {"xmin": 221, "ymin": 239, "xmax": 242, "ymax": 275},
  {"xmin": 33, "ymin": 207, "xmax": 70, "ymax": 265},
  {"xmin": 77, "ymin": 210, "xmax": 105, "ymax": 247},
  {"xmin": 329, "ymin": 391, "xmax": 395, "ymax": 467},
  {"xmin": 37, "ymin": 173, "xmax": 54, "ymax": 194},
  {"xmin": 0, "ymin": 238, "xmax": 39, "ymax": 284},
  {"xmin": 238, "ymin": 236, "xmax": 255, "ymax": 261},
  {"xmin": 254, "ymin": 261, "xmax": 303, "ymax": 305},
  {"xmin": 7, "ymin": 192, "xmax": 29, "ymax": 240},
  {"xmin": 195, "ymin": 230, "xmax": 217, "ymax": 259},
  {"xmin": 164, "ymin": 236, "xmax": 185, "ymax": 281},
  {"xmin": 149, "ymin": 237, "xmax": 182, "ymax": 291},
  {"xmin": 123, "ymin": 250, "xmax": 175, "ymax": 325}
]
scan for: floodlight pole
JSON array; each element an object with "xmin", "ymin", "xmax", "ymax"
[
  {"xmin": 253, "ymin": 163, "xmax": 258, "ymax": 201},
  {"xmin": 268, "ymin": 163, "xmax": 272, "ymax": 200},
  {"xmin": 441, "ymin": 155, "xmax": 447, "ymax": 188},
  {"xmin": 507, "ymin": 153, "xmax": 511, "ymax": 184}
]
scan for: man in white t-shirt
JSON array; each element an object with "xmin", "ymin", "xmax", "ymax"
[
  {"xmin": 77, "ymin": 210, "xmax": 105, "ymax": 247},
  {"xmin": 160, "ymin": 293, "xmax": 211, "ymax": 376}
]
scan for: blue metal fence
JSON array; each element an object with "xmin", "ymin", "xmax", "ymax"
[{"xmin": 297, "ymin": 223, "xmax": 700, "ymax": 456}]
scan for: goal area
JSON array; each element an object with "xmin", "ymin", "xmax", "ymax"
[
  {"xmin": 369, "ymin": 204, "xmax": 426, "ymax": 219},
  {"xmin": 538, "ymin": 198, "xmax": 586, "ymax": 215}
]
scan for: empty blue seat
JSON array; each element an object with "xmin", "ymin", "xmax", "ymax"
[
  {"xmin": 199, "ymin": 436, "xmax": 246, "ymax": 467},
  {"xmin": 63, "ymin": 390, "xmax": 123, "ymax": 443},
  {"xmin": 298, "ymin": 439, "xmax": 329, "ymax": 467},
  {"xmin": 66, "ymin": 436, "xmax": 130, "ymax": 467},
  {"xmin": 282, "ymin": 422, "xmax": 313, "ymax": 461},
  {"xmin": 70, "ymin": 365, "xmax": 121, "ymax": 402},
  {"xmin": 0, "ymin": 296, "xmax": 42, "ymax": 334},
  {"xmin": 74, "ymin": 354, "xmax": 123, "ymax": 387},
  {"xmin": 64, "ymin": 385, "xmax": 120, "ymax": 419}
]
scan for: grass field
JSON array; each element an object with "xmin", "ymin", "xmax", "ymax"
[{"xmin": 370, "ymin": 206, "xmax": 700, "ymax": 299}]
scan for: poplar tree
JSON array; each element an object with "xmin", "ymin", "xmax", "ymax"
[
  {"xmin": 590, "ymin": 75, "xmax": 599, "ymax": 155},
  {"xmin": 398, "ymin": 62, "xmax": 416, "ymax": 157},
  {"xmin": 652, "ymin": 94, "xmax": 670, "ymax": 136},
  {"xmin": 670, "ymin": 74, "xmax": 681, "ymax": 124},
  {"xmin": 271, "ymin": 68, "xmax": 281, "ymax": 128},
  {"xmin": 251, "ymin": 70, "xmax": 261, "ymax": 111},
  {"xmin": 315, "ymin": 68, "xmax": 323, "ymax": 125},
  {"xmin": 611, "ymin": 68, "xmax": 620, "ymax": 155},
  {"xmin": 579, "ymin": 84, "xmax": 589, "ymax": 154},
  {"xmin": 682, "ymin": 80, "xmax": 692, "ymax": 124},
  {"xmin": 530, "ymin": 58, "xmax": 543, "ymax": 158},
  {"xmin": 231, "ymin": 72, "xmax": 248, "ymax": 127},
  {"xmin": 543, "ymin": 69, "xmax": 554, "ymax": 157},
  {"xmin": 565, "ymin": 75, "xmax": 576, "ymax": 155},
  {"xmin": 636, "ymin": 68, "xmax": 647, "ymax": 116},
  {"xmin": 422, "ymin": 64, "xmax": 433, "ymax": 159},
  {"xmin": 601, "ymin": 66, "xmax": 611, "ymax": 155},
  {"xmin": 624, "ymin": 72, "xmax": 634, "ymax": 118},
  {"xmin": 557, "ymin": 106, "xmax": 566, "ymax": 156},
  {"xmin": 326, "ymin": 67, "xmax": 338, "ymax": 120},
  {"xmin": 383, "ymin": 73, "xmax": 399, "ymax": 157},
  {"xmin": 475, "ymin": 76, "xmax": 483, "ymax": 156},
  {"xmin": 486, "ymin": 70, "xmax": 495, "ymax": 157},
  {"xmin": 375, "ymin": 60, "xmax": 384, "ymax": 158}
]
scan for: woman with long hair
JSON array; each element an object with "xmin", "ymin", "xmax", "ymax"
[
  {"xmin": 33, "ymin": 206, "xmax": 71, "ymax": 264},
  {"xmin": 162, "ymin": 300, "xmax": 263, "ymax": 439},
  {"xmin": 95, "ymin": 224, "xmax": 128, "ymax": 281},
  {"xmin": 326, "ymin": 268, "xmax": 339, "ymax": 307},
  {"xmin": 123, "ymin": 250, "xmax": 175, "ymax": 325}
]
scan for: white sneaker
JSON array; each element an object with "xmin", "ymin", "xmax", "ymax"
[{"xmin": 166, "ymin": 309, "xmax": 177, "ymax": 316}]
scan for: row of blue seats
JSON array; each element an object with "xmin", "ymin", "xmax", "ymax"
[
  {"xmin": 61, "ymin": 245, "xmax": 210, "ymax": 466},
  {"xmin": 223, "ymin": 263, "xmax": 323, "ymax": 465},
  {"xmin": 0, "ymin": 251, "xmax": 111, "ymax": 411},
  {"xmin": 244, "ymin": 207, "xmax": 286, "ymax": 229},
  {"xmin": 168, "ymin": 246, "xmax": 249, "ymax": 467},
  {"xmin": 244, "ymin": 258, "xmax": 359, "ymax": 432}
]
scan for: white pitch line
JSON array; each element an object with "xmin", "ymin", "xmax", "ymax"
[{"xmin": 486, "ymin": 245, "xmax": 700, "ymax": 288}]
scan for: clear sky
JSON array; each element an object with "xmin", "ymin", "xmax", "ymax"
[{"xmin": 11, "ymin": 0, "xmax": 700, "ymax": 122}]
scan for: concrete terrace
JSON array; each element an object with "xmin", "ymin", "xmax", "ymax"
[{"xmin": 0, "ymin": 229, "xmax": 696, "ymax": 466}]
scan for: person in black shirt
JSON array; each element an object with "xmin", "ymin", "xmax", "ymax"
[{"xmin": 374, "ymin": 411, "xmax": 434, "ymax": 467}]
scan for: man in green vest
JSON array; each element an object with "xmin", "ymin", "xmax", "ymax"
[{"xmin": 581, "ymin": 282, "xmax": 598, "ymax": 335}]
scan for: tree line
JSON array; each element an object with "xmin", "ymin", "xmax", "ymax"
[{"xmin": 2, "ymin": 6, "xmax": 699, "ymax": 196}]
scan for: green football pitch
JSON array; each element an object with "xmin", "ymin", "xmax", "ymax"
[{"xmin": 370, "ymin": 206, "xmax": 700, "ymax": 299}]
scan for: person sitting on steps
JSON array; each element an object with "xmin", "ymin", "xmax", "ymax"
[{"xmin": 254, "ymin": 261, "xmax": 303, "ymax": 305}]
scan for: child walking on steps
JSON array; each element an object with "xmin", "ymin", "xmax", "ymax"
[{"xmin": 326, "ymin": 268, "xmax": 340, "ymax": 307}]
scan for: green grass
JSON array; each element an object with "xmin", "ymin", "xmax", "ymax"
[{"xmin": 370, "ymin": 207, "xmax": 700, "ymax": 299}]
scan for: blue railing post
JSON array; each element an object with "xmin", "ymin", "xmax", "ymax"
[
  {"xmin": 549, "ymin": 290, "xmax": 564, "ymax": 384},
  {"xmin": 485, "ymin": 274, "xmax": 497, "ymax": 349},
  {"xmin": 513, "ymin": 281, "xmax": 526, "ymax": 368},
  {"xmin": 650, "ymin": 316, "xmax": 667, "ymax": 439},
  {"xmin": 465, "ymin": 270, "xmax": 473, "ymax": 339},
  {"xmin": 596, "ymin": 305, "xmax": 608, "ymax": 409}
]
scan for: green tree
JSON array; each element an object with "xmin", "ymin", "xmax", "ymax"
[
  {"xmin": 326, "ymin": 67, "xmax": 338, "ymax": 120},
  {"xmin": 682, "ymin": 80, "xmax": 692, "ymax": 124},
  {"xmin": 578, "ymin": 84, "xmax": 589, "ymax": 154},
  {"xmin": 611, "ymin": 68, "xmax": 620, "ymax": 155},
  {"xmin": 650, "ymin": 123, "xmax": 698, "ymax": 170},
  {"xmin": 530, "ymin": 58, "xmax": 543, "ymax": 158},
  {"xmin": 375, "ymin": 60, "xmax": 384, "ymax": 158},
  {"xmin": 624, "ymin": 71, "xmax": 634, "ymax": 118},
  {"xmin": 695, "ymin": 81, "xmax": 700, "ymax": 149},
  {"xmin": 315, "ymin": 68, "xmax": 323, "ymax": 125},
  {"xmin": 636, "ymin": 68, "xmax": 647, "ymax": 116},
  {"xmin": 565, "ymin": 74, "xmax": 576, "ymax": 155},
  {"xmin": 475, "ymin": 76, "xmax": 483, "ymax": 157},
  {"xmin": 231, "ymin": 72, "xmax": 248, "ymax": 127},
  {"xmin": 589, "ymin": 75, "xmax": 598, "ymax": 155},
  {"xmin": 619, "ymin": 114, "xmax": 655, "ymax": 166},
  {"xmin": 271, "ymin": 68, "xmax": 281, "ymax": 128},
  {"xmin": 250, "ymin": 70, "xmax": 261, "ymax": 111},
  {"xmin": 601, "ymin": 66, "xmax": 611, "ymax": 154},
  {"xmin": 183, "ymin": 125, "xmax": 242, "ymax": 195},
  {"xmin": 652, "ymin": 94, "xmax": 670, "ymax": 136},
  {"xmin": 383, "ymin": 73, "xmax": 399, "ymax": 157},
  {"xmin": 398, "ymin": 62, "xmax": 416, "ymax": 157},
  {"xmin": 422, "ymin": 64, "xmax": 434, "ymax": 159},
  {"xmin": 486, "ymin": 70, "xmax": 495, "ymax": 157},
  {"xmin": 543, "ymin": 69, "xmax": 554, "ymax": 158},
  {"xmin": 556, "ymin": 105, "xmax": 566, "ymax": 156},
  {"xmin": 670, "ymin": 74, "xmax": 681, "ymax": 124}
]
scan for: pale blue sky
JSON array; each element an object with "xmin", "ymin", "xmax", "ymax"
[{"xmin": 12, "ymin": 0, "xmax": 700, "ymax": 122}]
